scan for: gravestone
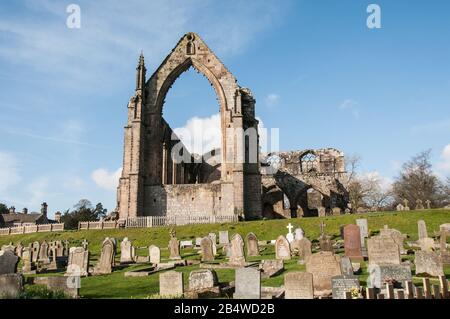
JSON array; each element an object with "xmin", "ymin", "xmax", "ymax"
[
  {"xmin": 340, "ymin": 256, "xmax": 354, "ymax": 276},
  {"xmin": 418, "ymin": 237, "xmax": 435, "ymax": 252},
  {"xmin": 234, "ymin": 267, "xmax": 261, "ymax": 299},
  {"xmin": 208, "ymin": 233, "xmax": 217, "ymax": 244},
  {"xmin": 120, "ymin": 237, "xmax": 135, "ymax": 264},
  {"xmin": 286, "ymin": 223, "xmax": 294, "ymax": 243},
  {"xmin": 415, "ymin": 251, "xmax": 444, "ymax": 277},
  {"xmin": 188, "ymin": 269, "xmax": 218, "ymax": 291},
  {"xmin": 229, "ymin": 234, "xmax": 245, "ymax": 265},
  {"xmin": 332, "ymin": 275, "xmax": 360, "ymax": 299},
  {"xmin": 367, "ymin": 235, "xmax": 401, "ymax": 265},
  {"xmin": 200, "ymin": 237, "xmax": 214, "ymax": 262},
  {"xmin": 55, "ymin": 241, "xmax": 64, "ymax": 257},
  {"xmin": 275, "ymin": 235, "xmax": 291, "ymax": 260},
  {"xmin": 82, "ymin": 239, "xmax": 89, "ymax": 250},
  {"xmin": 219, "ymin": 231, "xmax": 229, "ymax": 245},
  {"xmin": 367, "ymin": 264, "xmax": 412, "ymax": 289},
  {"xmin": 418, "ymin": 220, "xmax": 428, "ymax": 240},
  {"xmin": 66, "ymin": 247, "xmax": 89, "ymax": 277},
  {"xmin": 0, "ymin": 250, "xmax": 19, "ymax": 275},
  {"xmin": 21, "ymin": 247, "xmax": 33, "ymax": 273},
  {"xmin": 159, "ymin": 271, "xmax": 183, "ymax": 296},
  {"xmin": 344, "ymin": 225, "xmax": 363, "ymax": 261},
  {"xmin": 380, "ymin": 228, "xmax": 406, "ymax": 254},
  {"xmin": 284, "ymin": 272, "xmax": 314, "ymax": 299},
  {"xmin": 31, "ymin": 241, "xmax": 40, "ymax": 263},
  {"xmin": 149, "ymin": 245, "xmax": 161, "ymax": 264},
  {"xmin": 440, "ymin": 231, "xmax": 450, "ymax": 265},
  {"xmin": 260, "ymin": 259, "xmax": 284, "ymax": 279},
  {"xmin": 396, "ymin": 204, "xmax": 404, "ymax": 211},
  {"xmin": 356, "ymin": 218, "xmax": 368, "ymax": 247},
  {"xmin": 294, "ymin": 228, "xmax": 305, "ymax": 240},
  {"xmin": 15, "ymin": 242, "xmax": 23, "ymax": 258},
  {"xmin": 38, "ymin": 241, "xmax": 50, "ymax": 263},
  {"xmin": 93, "ymin": 238, "xmax": 115, "ymax": 275},
  {"xmin": 34, "ymin": 276, "xmax": 79, "ymax": 298},
  {"xmin": 416, "ymin": 199, "xmax": 424, "ymax": 210},
  {"xmin": 292, "ymin": 238, "xmax": 311, "ymax": 264},
  {"xmin": 169, "ymin": 237, "xmax": 181, "ymax": 260},
  {"xmin": 306, "ymin": 252, "xmax": 342, "ymax": 296},
  {"xmin": 180, "ymin": 240, "xmax": 193, "ymax": 248},
  {"xmin": 246, "ymin": 233, "xmax": 259, "ymax": 257},
  {"xmin": 319, "ymin": 235, "xmax": 333, "ymax": 252},
  {"xmin": 1, "ymin": 243, "xmax": 15, "ymax": 253},
  {"xmin": 0, "ymin": 274, "xmax": 23, "ymax": 298},
  {"xmin": 195, "ymin": 238, "xmax": 202, "ymax": 247}
]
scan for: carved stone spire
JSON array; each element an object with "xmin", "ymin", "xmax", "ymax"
[{"xmin": 136, "ymin": 51, "xmax": 146, "ymax": 93}]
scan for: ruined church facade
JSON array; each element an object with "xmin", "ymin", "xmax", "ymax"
[{"xmin": 116, "ymin": 33, "xmax": 348, "ymax": 221}]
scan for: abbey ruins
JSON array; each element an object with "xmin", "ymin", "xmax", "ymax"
[{"xmin": 116, "ymin": 33, "xmax": 349, "ymax": 221}]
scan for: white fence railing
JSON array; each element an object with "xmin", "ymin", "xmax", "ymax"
[
  {"xmin": 0, "ymin": 223, "xmax": 65, "ymax": 236},
  {"xmin": 78, "ymin": 215, "xmax": 238, "ymax": 230}
]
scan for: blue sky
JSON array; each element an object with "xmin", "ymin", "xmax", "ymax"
[{"xmin": 1, "ymin": 0, "xmax": 449, "ymax": 216}]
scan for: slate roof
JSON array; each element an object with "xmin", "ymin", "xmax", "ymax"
[{"xmin": 0, "ymin": 213, "xmax": 45, "ymax": 224}]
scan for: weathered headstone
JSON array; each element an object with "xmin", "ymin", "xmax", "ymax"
[
  {"xmin": 169, "ymin": 237, "xmax": 181, "ymax": 260},
  {"xmin": 21, "ymin": 247, "xmax": 33, "ymax": 273},
  {"xmin": 188, "ymin": 269, "xmax": 218, "ymax": 291},
  {"xmin": 356, "ymin": 218, "xmax": 368, "ymax": 247},
  {"xmin": 208, "ymin": 233, "xmax": 217, "ymax": 244},
  {"xmin": 380, "ymin": 227, "xmax": 406, "ymax": 254},
  {"xmin": 0, "ymin": 250, "xmax": 19, "ymax": 275},
  {"xmin": 306, "ymin": 252, "xmax": 342, "ymax": 296},
  {"xmin": 33, "ymin": 276, "xmax": 79, "ymax": 298},
  {"xmin": 38, "ymin": 241, "xmax": 50, "ymax": 263},
  {"xmin": 294, "ymin": 228, "xmax": 305, "ymax": 241},
  {"xmin": 93, "ymin": 238, "xmax": 115, "ymax": 275},
  {"xmin": 415, "ymin": 251, "xmax": 444, "ymax": 277},
  {"xmin": 195, "ymin": 237, "xmax": 202, "ymax": 247},
  {"xmin": 15, "ymin": 242, "xmax": 23, "ymax": 258},
  {"xmin": 418, "ymin": 220, "xmax": 428, "ymax": 240},
  {"xmin": 66, "ymin": 247, "xmax": 89, "ymax": 277},
  {"xmin": 159, "ymin": 271, "xmax": 183, "ymax": 297},
  {"xmin": 331, "ymin": 275, "xmax": 360, "ymax": 299},
  {"xmin": 229, "ymin": 234, "xmax": 245, "ymax": 265},
  {"xmin": 284, "ymin": 272, "xmax": 314, "ymax": 299},
  {"xmin": 200, "ymin": 237, "xmax": 214, "ymax": 262},
  {"xmin": 275, "ymin": 235, "xmax": 291, "ymax": 260},
  {"xmin": 367, "ymin": 264, "xmax": 412, "ymax": 289},
  {"xmin": 120, "ymin": 237, "xmax": 135, "ymax": 264},
  {"xmin": 260, "ymin": 259, "xmax": 284, "ymax": 278},
  {"xmin": 344, "ymin": 224, "xmax": 363, "ymax": 261},
  {"xmin": 0, "ymin": 274, "xmax": 23, "ymax": 298},
  {"xmin": 219, "ymin": 231, "xmax": 229, "ymax": 245},
  {"xmin": 292, "ymin": 238, "xmax": 311, "ymax": 264},
  {"xmin": 319, "ymin": 235, "xmax": 333, "ymax": 252},
  {"xmin": 149, "ymin": 245, "xmax": 161, "ymax": 264},
  {"xmin": 234, "ymin": 267, "xmax": 260, "ymax": 299},
  {"xmin": 367, "ymin": 235, "xmax": 401, "ymax": 265},
  {"xmin": 415, "ymin": 199, "xmax": 424, "ymax": 210},
  {"xmin": 340, "ymin": 256, "xmax": 354, "ymax": 276},
  {"xmin": 246, "ymin": 233, "xmax": 259, "ymax": 257},
  {"xmin": 418, "ymin": 237, "xmax": 435, "ymax": 252},
  {"xmin": 1, "ymin": 243, "xmax": 15, "ymax": 254},
  {"xmin": 31, "ymin": 241, "xmax": 40, "ymax": 263}
]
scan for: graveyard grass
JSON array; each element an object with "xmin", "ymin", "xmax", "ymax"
[{"xmin": 1, "ymin": 209, "xmax": 450, "ymax": 299}]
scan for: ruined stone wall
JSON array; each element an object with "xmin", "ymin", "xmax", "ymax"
[{"xmin": 144, "ymin": 183, "xmax": 235, "ymax": 217}]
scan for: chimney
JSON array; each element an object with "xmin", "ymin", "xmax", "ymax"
[
  {"xmin": 54, "ymin": 211, "xmax": 62, "ymax": 223},
  {"xmin": 41, "ymin": 202, "xmax": 48, "ymax": 217},
  {"xmin": 8, "ymin": 206, "xmax": 15, "ymax": 214},
  {"xmin": 22, "ymin": 208, "xmax": 28, "ymax": 214}
]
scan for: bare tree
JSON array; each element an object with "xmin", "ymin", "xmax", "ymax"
[{"xmin": 392, "ymin": 150, "xmax": 446, "ymax": 208}]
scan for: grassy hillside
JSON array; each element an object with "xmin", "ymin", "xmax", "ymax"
[{"xmin": 1, "ymin": 209, "xmax": 449, "ymax": 298}]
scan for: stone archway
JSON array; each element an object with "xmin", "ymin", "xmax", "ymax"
[{"xmin": 117, "ymin": 32, "xmax": 262, "ymax": 220}]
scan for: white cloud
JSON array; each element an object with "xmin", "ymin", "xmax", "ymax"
[
  {"xmin": 437, "ymin": 144, "xmax": 450, "ymax": 174},
  {"xmin": 361, "ymin": 171, "xmax": 393, "ymax": 192},
  {"xmin": 265, "ymin": 93, "xmax": 280, "ymax": 107},
  {"xmin": 91, "ymin": 168, "xmax": 122, "ymax": 191},
  {"xmin": 0, "ymin": 152, "xmax": 21, "ymax": 194},
  {"xmin": 339, "ymin": 99, "xmax": 360, "ymax": 119}
]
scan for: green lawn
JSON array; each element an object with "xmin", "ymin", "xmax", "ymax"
[{"xmin": 1, "ymin": 209, "xmax": 450, "ymax": 299}]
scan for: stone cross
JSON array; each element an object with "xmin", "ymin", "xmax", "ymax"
[
  {"xmin": 425, "ymin": 200, "xmax": 431, "ymax": 210},
  {"xmin": 403, "ymin": 199, "xmax": 409, "ymax": 209},
  {"xmin": 286, "ymin": 223, "xmax": 294, "ymax": 243},
  {"xmin": 82, "ymin": 239, "xmax": 88, "ymax": 250}
]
